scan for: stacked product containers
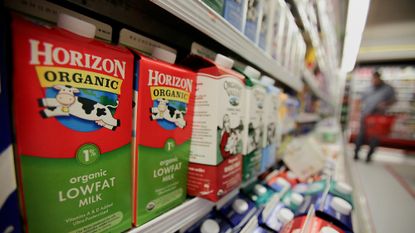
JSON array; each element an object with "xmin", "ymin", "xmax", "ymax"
[
  {"xmin": 259, "ymin": 76, "xmax": 281, "ymax": 173},
  {"xmin": 184, "ymin": 54, "xmax": 245, "ymax": 202},
  {"xmin": 119, "ymin": 28, "xmax": 197, "ymax": 226},
  {"xmin": 12, "ymin": 14, "xmax": 133, "ymax": 232}
]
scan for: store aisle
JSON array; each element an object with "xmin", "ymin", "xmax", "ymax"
[{"xmin": 349, "ymin": 145, "xmax": 415, "ymax": 233}]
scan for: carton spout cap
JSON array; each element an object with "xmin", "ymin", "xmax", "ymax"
[
  {"xmin": 244, "ymin": 66, "xmax": 261, "ymax": 79},
  {"xmin": 215, "ymin": 54, "xmax": 234, "ymax": 69},
  {"xmin": 57, "ymin": 13, "xmax": 96, "ymax": 39},
  {"xmin": 260, "ymin": 75, "xmax": 276, "ymax": 86},
  {"xmin": 152, "ymin": 47, "xmax": 177, "ymax": 64},
  {"xmin": 200, "ymin": 219, "xmax": 220, "ymax": 233}
]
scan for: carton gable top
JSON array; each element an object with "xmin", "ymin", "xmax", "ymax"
[{"xmin": 181, "ymin": 55, "xmax": 244, "ymax": 81}]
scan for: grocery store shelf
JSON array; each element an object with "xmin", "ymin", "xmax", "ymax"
[
  {"xmin": 130, "ymin": 189, "xmax": 240, "ymax": 233},
  {"xmin": 150, "ymin": 0, "xmax": 304, "ymax": 92},
  {"xmin": 130, "ymin": 197, "xmax": 214, "ymax": 233}
]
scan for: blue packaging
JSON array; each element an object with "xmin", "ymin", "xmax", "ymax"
[
  {"xmin": 259, "ymin": 76, "xmax": 280, "ymax": 173},
  {"xmin": 185, "ymin": 210, "xmax": 233, "ymax": 233},
  {"xmin": 223, "ymin": 0, "xmax": 247, "ymax": 31},
  {"xmin": 0, "ymin": 18, "xmax": 22, "ymax": 233},
  {"xmin": 244, "ymin": 0, "xmax": 262, "ymax": 42},
  {"xmin": 218, "ymin": 194, "xmax": 257, "ymax": 230},
  {"xmin": 318, "ymin": 195, "xmax": 353, "ymax": 231},
  {"xmin": 258, "ymin": 0, "xmax": 273, "ymax": 51}
]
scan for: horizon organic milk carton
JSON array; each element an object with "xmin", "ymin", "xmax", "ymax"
[
  {"xmin": 183, "ymin": 54, "xmax": 245, "ymax": 202},
  {"xmin": 259, "ymin": 76, "xmax": 280, "ymax": 173},
  {"xmin": 237, "ymin": 66, "xmax": 266, "ymax": 183},
  {"xmin": 119, "ymin": 29, "xmax": 197, "ymax": 226},
  {"xmin": 11, "ymin": 14, "xmax": 133, "ymax": 233}
]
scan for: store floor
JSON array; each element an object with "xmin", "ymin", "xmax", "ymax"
[{"xmin": 348, "ymin": 145, "xmax": 415, "ymax": 233}]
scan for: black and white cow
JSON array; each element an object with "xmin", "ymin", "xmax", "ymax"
[
  {"xmin": 150, "ymin": 98, "xmax": 186, "ymax": 128},
  {"xmin": 38, "ymin": 85, "xmax": 120, "ymax": 130}
]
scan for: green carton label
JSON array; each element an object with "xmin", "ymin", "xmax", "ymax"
[
  {"xmin": 20, "ymin": 144, "xmax": 132, "ymax": 233},
  {"xmin": 137, "ymin": 140, "xmax": 190, "ymax": 225},
  {"xmin": 242, "ymin": 150, "xmax": 261, "ymax": 182}
]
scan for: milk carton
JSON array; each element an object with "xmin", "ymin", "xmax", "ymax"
[
  {"xmin": 0, "ymin": 35, "xmax": 22, "ymax": 232},
  {"xmin": 258, "ymin": 0, "xmax": 275, "ymax": 52},
  {"xmin": 244, "ymin": 0, "xmax": 263, "ymax": 43},
  {"xmin": 119, "ymin": 29, "xmax": 197, "ymax": 225},
  {"xmin": 238, "ymin": 66, "xmax": 266, "ymax": 183},
  {"xmin": 224, "ymin": 0, "xmax": 248, "ymax": 31},
  {"xmin": 12, "ymin": 14, "xmax": 133, "ymax": 232},
  {"xmin": 271, "ymin": 0, "xmax": 287, "ymax": 59},
  {"xmin": 184, "ymin": 54, "xmax": 244, "ymax": 202},
  {"xmin": 259, "ymin": 76, "xmax": 280, "ymax": 173}
]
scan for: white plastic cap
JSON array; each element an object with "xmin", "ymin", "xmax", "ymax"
[
  {"xmin": 232, "ymin": 198, "xmax": 249, "ymax": 214},
  {"xmin": 260, "ymin": 75, "xmax": 276, "ymax": 86},
  {"xmin": 201, "ymin": 219, "xmax": 220, "ymax": 233},
  {"xmin": 244, "ymin": 66, "xmax": 261, "ymax": 79},
  {"xmin": 330, "ymin": 197, "xmax": 352, "ymax": 215},
  {"xmin": 152, "ymin": 47, "xmax": 177, "ymax": 64},
  {"xmin": 276, "ymin": 177, "xmax": 291, "ymax": 188},
  {"xmin": 215, "ymin": 54, "xmax": 234, "ymax": 69},
  {"xmin": 335, "ymin": 182, "xmax": 352, "ymax": 195},
  {"xmin": 57, "ymin": 13, "xmax": 96, "ymax": 39},
  {"xmin": 290, "ymin": 192, "xmax": 304, "ymax": 206},
  {"xmin": 320, "ymin": 226, "xmax": 340, "ymax": 233},
  {"xmin": 277, "ymin": 208, "xmax": 294, "ymax": 225},
  {"xmin": 286, "ymin": 171, "xmax": 297, "ymax": 179},
  {"xmin": 253, "ymin": 184, "xmax": 267, "ymax": 196}
]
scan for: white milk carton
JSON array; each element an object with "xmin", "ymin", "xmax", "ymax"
[
  {"xmin": 259, "ymin": 76, "xmax": 280, "ymax": 173},
  {"xmin": 184, "ymin": 54, "xmax": 245, "ymax": 202},
  {"xmin": 237, "ymin": 66, "xmax": 267, "ymax": 183}
]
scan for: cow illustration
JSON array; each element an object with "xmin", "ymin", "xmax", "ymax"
[
  {"xmin": 38, "ymin": 85, "xmax": 120, "ymax": 131},
  {"xmin": 150, "ymin": 98, "xmax": 187, "ymax": 128}
]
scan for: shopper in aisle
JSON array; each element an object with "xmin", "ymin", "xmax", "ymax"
[{"xmin": 354, "ymin": 71, "xmax": 396, "ymax": 162}]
